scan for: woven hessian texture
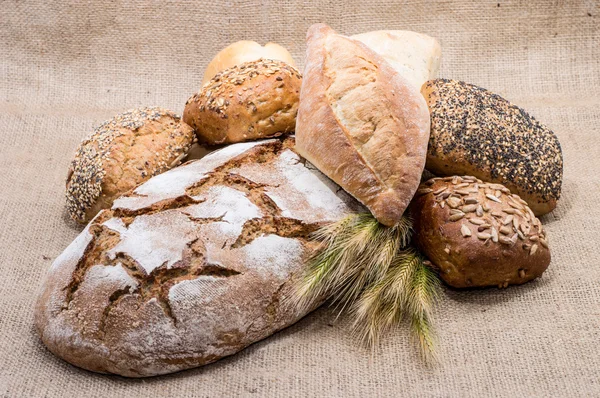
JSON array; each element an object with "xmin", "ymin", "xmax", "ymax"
[{"xmin": 1, "ymin": 0, "xmax": 599, "ymax": 396}]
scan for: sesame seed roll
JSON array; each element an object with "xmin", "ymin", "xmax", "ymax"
[{"xmin": 66, "ymin": 107, "xmax": 195, "ymax": 223}]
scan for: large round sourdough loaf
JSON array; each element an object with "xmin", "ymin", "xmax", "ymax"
[{"xmin": 35, "ymin": 138, "xmax": 360, "ymax": 377}]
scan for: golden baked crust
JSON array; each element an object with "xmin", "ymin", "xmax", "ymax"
[
  {"xmin": 421, "ymin": 79, "xmax": 563, "ymax": 216},
  {"xmin": 183, "ymin": 59, "xmax": 302, "ymax": 145},
  {"xmin": 66, "ymin": 107, "xmax": 195, "ymax": 223},
  {"xmin": 295, "ymin": 24, "xmax": 430, "ymax": 227},
  {"xmin": 411, "ymin": 176, "xmax": 551, "ymax": 288}
]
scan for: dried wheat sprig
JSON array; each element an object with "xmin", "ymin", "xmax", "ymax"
[
  {"xmin": 352, "ymin": 249, "xmax": 418, "ymax": 347},
  {"xmin": 295, "ymin": 213, "xmax": 411, "ymax": 310},
  {"xmin": 407, "ymin": 253, "xmax": 440, "ymax": 362},
  {"xmin": 294, "ymin": 212, "xmax": 441, "ymax": 361}
]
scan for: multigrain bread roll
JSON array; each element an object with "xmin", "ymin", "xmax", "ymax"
[
  {"xmin": 352, "ymin": 30, "xmax": 441, "ymax": 91},
  {"xmin": 295, "ymin": 24, "xmax": 430, "ymax": 227},
  {"xmin": 37, "ymin": 138, "xmax": 360, "ymax": 377},
  {"xmin": 411, "ymin": 176, "xmax": 550, "ymax": 288},
  {"xmin": 422, "ymin": 79, "xmax": 563, "ymax": 216},
  {"xmin": 66, "ymin": 107, "xmax": 195, "ymax": 223},
  {"xmin": 184, "ymin": 59, "xmax": 302, "ymax": 145},
  {"xmin": 202, "ymin": 41, "xmax": 296, "ymax": 84}
]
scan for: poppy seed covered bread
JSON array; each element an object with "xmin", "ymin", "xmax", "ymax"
[
  {"xmin": 411, "ymin": 176, "xmax": 550, "ymax": 288},
  {"xmin": 295, "ymin": 24, "xmax": 430, "ymax": 227},
  {"xmin": 37, "ymin": 138, "xmax": 360, "ymax": 377},
  {"xmin": 421, "ymin": 79, "xmax": 563, "ymax": 216},
  {"xmin": 66, "ymin": 107, "xmax": 195, "ymax": 223},
  {"xmin": 184, "ymin": 59, "xmax": 302, "ymax": 145}
]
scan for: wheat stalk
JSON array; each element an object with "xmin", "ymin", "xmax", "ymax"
[
  {"xmin": 407, "ymin": 253, "xmax": 440, "ymax": 362},
  {"xmin": 294, "ymin": 212, "xmax": 441, "ymax": 360}
]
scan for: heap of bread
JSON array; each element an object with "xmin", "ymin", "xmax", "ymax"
[{"xmin": 36, "ymin": 23, "xmax": 563, "ymax": 377}]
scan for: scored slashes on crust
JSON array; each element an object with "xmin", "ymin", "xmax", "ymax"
[{"xmin": 36, "ymin": 138, "xmax": 360, "ymax": 377}]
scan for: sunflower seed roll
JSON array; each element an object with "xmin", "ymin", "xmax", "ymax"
[
  {"xmin": 66, "ymin": 107, "xmax": 195, "ymax": 223},
  {"xmin": 421, "ymin": 79, "xmax": 563, "ymax": 216},
  {"xmin": 411, "ymin": 176, "xmax": 550, "ymax": 289}
]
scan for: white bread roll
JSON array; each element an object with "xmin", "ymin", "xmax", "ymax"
[
  {"xmin": 202, "ymin": 41, "xmax": 296, "ymax": 84},
  {"xmin": 351, "ymin": 30, "xmax": 441, "ymax": 91}
]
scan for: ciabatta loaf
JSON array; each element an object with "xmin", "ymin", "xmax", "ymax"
[
  {"xmin": 36, "ymin": 138, "xmax": 360, "ymax": 377},
  {"xmin": 295, "ymin": 24, "xmax": 430, "ymax": 227}
]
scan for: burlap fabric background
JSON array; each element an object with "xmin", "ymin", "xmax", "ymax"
[{"xmin": 1, "ymin": 0, "xmax": 598, "ymax": 396}]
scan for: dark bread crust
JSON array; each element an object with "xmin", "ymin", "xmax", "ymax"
[
  {"xmin": 411, "ymin": 176, "xmax": 550, "ymax": 288},
  {"xmin": 421, "ymin": 79, "xmax": 563, "ymax": 216},
  {"xmin": 183, "ymin": 59, "xmax": 302, "ymax": 145}
]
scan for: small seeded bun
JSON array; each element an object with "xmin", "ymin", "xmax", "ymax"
[
  {"xmin": 422, "ymin": 79, "xmax": 563, "ymax": 216},
  {"xmin": 66, "ymin": 107, "xmax": 195, "ymax": 223},
  {"xmin": 202, "ymin": 41, "xmax": 296, "ymax": 84},
  {"xmin": 183, "ymin": 59, "xmax": 302, "ymax": 145},
  {"xmin": 410, "ymin": 176, "xmax": 551, "ymax": 289}
]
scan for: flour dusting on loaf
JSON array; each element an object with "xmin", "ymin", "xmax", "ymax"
[
  {"xmin": 268, "ymin": 149, "xmax": 354, "ymax": 222},
  {"xmin": 185, "ymin": 186, "xmax": 263, "ymax": 228},
  {"xmin": 105, "ymin": 213, "xmax": 198, "ymax": 275},
  {"xmin": 112, "ymin": 140, "xmax": 265, "ymax": 212},
  {"xmin": 241, "ymin": 235, "xmax": 305, "ymax": 279},
  {"xmin": 50, "ymin": 224, "xmax": 94, "ymax": 271},
  {"xmin": 35, "ymin": 137, "xmax": 359, "ymax": 377}
]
